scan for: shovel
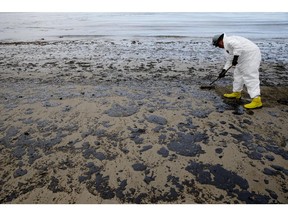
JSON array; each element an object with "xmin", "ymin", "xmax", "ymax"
[{"xmin": 200, "ymin": 65, "xmax": 233, "ymax": 90}]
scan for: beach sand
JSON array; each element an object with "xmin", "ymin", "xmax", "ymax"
[{"xmin": 0, "ymin": 37, "xmax": 287, "ymax": 204}]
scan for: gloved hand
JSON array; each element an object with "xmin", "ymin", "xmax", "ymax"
[
  {"xmin": 218, "ymin": 69, "xmax": 227, "ymax": 78},
  {"xmin": 232, "ymin": 55, "xmax": 239, "ymax": 66}
]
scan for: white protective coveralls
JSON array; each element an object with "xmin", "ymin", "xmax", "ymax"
[{"xmin": 223, "ymin": 34, "xmax": 262, "ymax": 98}]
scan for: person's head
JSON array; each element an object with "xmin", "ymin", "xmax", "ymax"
[{"xmin": 212, "ymin": 33, "xmax": 224, "ymax": 48}]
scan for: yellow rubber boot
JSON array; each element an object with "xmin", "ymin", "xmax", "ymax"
[
  {"xmin": 223, "ymin": 92, "xmax": 241, "ymax": 99},
  {"xmin": 244, "ymin": 96, "xmax": 263, "ymax": 109}
]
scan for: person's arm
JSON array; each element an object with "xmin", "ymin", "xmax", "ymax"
[
  {"xmin": 230, "ymin": 38, "xmax": 243, "ymax": 66},
  {"xmin": 223, "ymin": 38, "xmax": 242, "ymax": 69},
  {"xmin": 223, "ymin": 53, "xmax": 233, "ymax": 70}
]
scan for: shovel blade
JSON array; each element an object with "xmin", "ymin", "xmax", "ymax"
[{"xmin": 200, "ymin": 86, "xmax": 215, "ymax": 90}]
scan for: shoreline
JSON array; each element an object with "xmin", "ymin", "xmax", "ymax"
[{"xmin": 0, "ymin": 37, "xmax": 287, "ymax": 87}]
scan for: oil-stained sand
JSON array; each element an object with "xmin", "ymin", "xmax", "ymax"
[{"xmin": 0, "ymin": 38, "xmax": 287, "ymax": 203}]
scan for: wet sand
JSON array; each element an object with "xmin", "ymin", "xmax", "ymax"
[{"xmin": 0, "ymin": 37, "xmax": 287, "ymax": 203}]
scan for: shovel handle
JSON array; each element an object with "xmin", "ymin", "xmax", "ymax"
[
  {"xmin": 209, "ymin": 65, "xmax": 234, "ymax": 86},
  {"xmin": 225, "ymin": 65, "xmax": 234, "ymax": 72},
  {"xmin": 209, "ymin": 77, "xmax": 220, "ymax": 86}
]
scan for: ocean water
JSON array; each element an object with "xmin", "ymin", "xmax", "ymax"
[{"xmin": 0, "ymin": 12, "xmax": 287, "ymax": 41}]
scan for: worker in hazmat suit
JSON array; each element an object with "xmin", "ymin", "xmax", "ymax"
[{"xmin": 212, "ymin": 33, "xmax": 262, "ymax": 109}]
